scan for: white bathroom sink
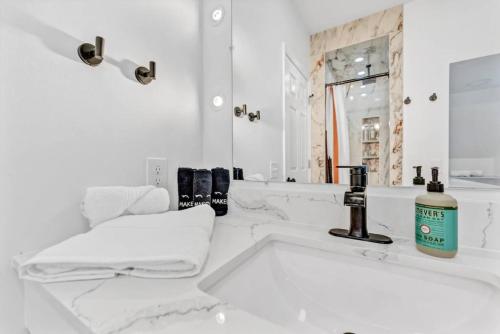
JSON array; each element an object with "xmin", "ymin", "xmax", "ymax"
[{"xmin": 199, "ymin": 235, "xmax": 500, "ymax": 334}]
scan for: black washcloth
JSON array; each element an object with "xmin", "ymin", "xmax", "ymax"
[
  {"xmin": 177, "ymin": 168, "xmax": 194, "ymax": 210},
  {"xmin": 211, "ymin": 168, "xmax": 230, "ymax": 216},
  {"xmin": 233, "ymin": 167, "xmax": 244, "ymax": 180},
  {"xmin": 193, "ymin": 169, "xmax": 212, "ymax": 207}
]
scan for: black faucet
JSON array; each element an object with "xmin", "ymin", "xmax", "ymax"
[{"xmin": 329, "ymin": 166, "xmax": 393, "ymax": 244}]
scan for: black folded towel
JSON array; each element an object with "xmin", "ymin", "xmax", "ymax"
[
  {"xmin": 211, "ymin": 168, "xmax": 230, "ymax": 216},
  {"xmin": 178, "ymin": 168, "xmax": 194, "ymax": 210},
  {"xmin": 233, "ymin": 167, "xmax": 244, "ymax": 180},
  {"xmin": 193, "ymin": 169, "xmax": 212, "ymax": 207}
]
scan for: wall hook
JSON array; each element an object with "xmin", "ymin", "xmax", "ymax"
[
  {"xmin": 135, "ymin": 61, "xmax": 156, "ymax": 85},
  {"xmin": 234, "ymin": 104, "xmax": 247, "ymax": 117},
  {"xmin": 248, "ymin": 110, "xmax": 261, "ymax": 122},
  {"xmin": 404, "ymin": 96, "xmax": 412, "ymax": 105},
  {"xmin": 78, "ymin": 36, "xmax": 105, "ymax": 66},
  {"xmin": 429, "ymin": 93, "xmax": 438, "ymax": 102}
]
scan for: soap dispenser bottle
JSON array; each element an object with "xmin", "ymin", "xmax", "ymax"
[
  {"xmin": 413, "ymin": 166, "xmax": 425, "ymax": 186},
  {"xmin": 415, "ymin": 167, "xmax": 458, "ymax": 258}
]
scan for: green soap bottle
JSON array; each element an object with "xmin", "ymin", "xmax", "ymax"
[{"xmin": 415, "ymin": 167, "xmax": 458, "ymax": 258}]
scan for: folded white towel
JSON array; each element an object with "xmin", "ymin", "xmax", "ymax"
[
  {"xmin": 470, "ymin": 170, "xmax": 484, "ymax": 177},
  {"xmin": 246, "ymin": 173, "xmax": 266, "ymax": 181},
  {"xmin": 450, "ymin": 170, "xmax": 471, "ymax": 177},
  {"xmin": 82, "ymin": 186, "xmax": 170, "ymax": 228},
  {"xmin": 19, "ymin": 205, "xmax": 215, "ymax": 283}
]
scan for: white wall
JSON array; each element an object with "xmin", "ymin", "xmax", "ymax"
[
  {"xmin": 232, "ymin": 0, "xmax": 309, "ymax": 181},
  {"xmin": 403, "ymin": 0, "xmax": 500, "ymax": 185},
  {"xmin": 201, "ymin": 0, "xmax": 233, "ymax": 170},
  {"xmin": 0, "ymin": 0, "xmax": 202, "ymax": 332}
]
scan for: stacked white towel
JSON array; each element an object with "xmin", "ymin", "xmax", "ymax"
[
  {"xmin": 82, "ymin": 186, "xmax": 170, "ymax": 228},
  {"xmin": 19, "ymin": 205, "xmax": 215, "ymax": 283},
  {"xmin": 450, "ymin": 170, "xmax": 484, "ymax": 177}
]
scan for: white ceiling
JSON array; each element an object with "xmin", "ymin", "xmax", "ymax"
[{"xmin": 291, "ymin": 0, "xmax": 412, "ymax": 34}]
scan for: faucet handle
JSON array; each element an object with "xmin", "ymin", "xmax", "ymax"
[
  {"xmin": 336, "ymin": 165, "xmax": 367, "ymax": 174},
  {"xmin": 336, "ymin": 165, "xmax": 367, "ymax": 189}
]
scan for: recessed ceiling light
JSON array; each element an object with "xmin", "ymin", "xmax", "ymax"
[
  {"xmin": 349, "ymin": 96, "xmax": 354, "ymax": 101},
  {"xmin": 360, "ymin": 85, "xmax": 366, "ymax": 89},
  {"xmin": 361, "ymin": 93, "xmax": 367, "ymax": 97},
  {"xmin": 355, "ymin": 57, "xmax": 364, "ymax": 63},
  {"xmin": 358, "ymin": 71, "xmax": 366, "ymax": 76}
]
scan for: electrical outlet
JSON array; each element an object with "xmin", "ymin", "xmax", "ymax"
[{"xmin": 146, "ymin": 158, "xmax": 167, "ymax": 188}]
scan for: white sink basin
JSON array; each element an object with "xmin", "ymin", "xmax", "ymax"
[{"xmin": 200, "ymin": 235, "xmax": 500, "ymax": 334}]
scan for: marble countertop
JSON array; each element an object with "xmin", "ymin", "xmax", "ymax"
[{"xmin": 21, "ymin": 213, "xmax": 500, "ymax": 334}]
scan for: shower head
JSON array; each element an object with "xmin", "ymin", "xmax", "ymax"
[{"xmin": 361, "ymin": 63, "xmax": 376, "ymax": 85}]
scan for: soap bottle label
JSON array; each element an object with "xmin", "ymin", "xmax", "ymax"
[{"xmin": 415, "ymin": 204, "xmax": 457, "ymax": 251}]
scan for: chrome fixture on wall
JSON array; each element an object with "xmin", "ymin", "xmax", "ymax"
[
  {"xmin": 404, "ymin": 96, "xmax": 412, "ymax": 105},
  {"xmin": 234, "ymin": 104, "xmax": 247, "ymax": 117},
  {"xmin": 135, "ymin": 61, "xmax": 156, "ymax": 85},
  {"xmin": 78, "ymin": 36, "xmax": 105, "ymax": 67},
  {"xmin": 248, "ymin": 110, "xmax": 261, "ymax": 122},
  {"xmin": 429, "ymin": 93, "xmax": 438, "ymax": 101}
]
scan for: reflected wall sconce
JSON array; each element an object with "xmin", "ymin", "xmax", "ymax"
[
  {"xmin": 78, "ymin": 36, "xmax": 104, "ymax": 66},
  {"xmin": 234, "ymin": 104, "xmax": 247, "ymax": 117},
  {"xmin": 135, "ymin": 61, "xmax": 156, "ymax": 85},
  {"xmin": 212, "ymin": 95, "xmax": 225, "ymax": 109},
  {"xmin": 248, "ymin": 110, "xmax": 261, "ymax": 122},
  {"xmin": 211, "ymin": 6, "xmax": 225, "ymax": 25}
]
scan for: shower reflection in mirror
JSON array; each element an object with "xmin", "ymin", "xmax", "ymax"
[{"xmin": 324, "ymin": 36, "xmax": 390, "ymax": 186}]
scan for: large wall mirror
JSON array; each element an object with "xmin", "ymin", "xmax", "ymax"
[
  {"xmin": 449, "ymin": 53, "xmax": 500, "ymax": 189},
  {"xmin": 231, "ymin": 0, "xmax": 500, "ymax": 189}
]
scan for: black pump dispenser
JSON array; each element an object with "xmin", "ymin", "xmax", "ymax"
[
  {"xmin": 427, "ymin": 167, "xmax": 444, "ymax": 193},
  {"xmin": 413, "ymin": 166, "xmax": 425, "ymax": 185}
]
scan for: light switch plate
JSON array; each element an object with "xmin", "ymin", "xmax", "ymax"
[
  {"xmin": 146, "ymin": 158, "xmax": 167, "ymax": 188},
  {"xmin": 269, "ymin": 161, "xmax": 279, "ymax": 180}
]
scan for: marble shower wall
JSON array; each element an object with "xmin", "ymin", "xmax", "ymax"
[
  {"xmin": 229, "ymin": 181, "xmax": 500, "ymax": 252},
  {"xmin": 310, "ymin": 6, "xmax": 404, "ymax": 185}
]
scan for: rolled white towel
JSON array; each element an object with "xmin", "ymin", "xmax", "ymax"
[{"xmin": 82, "ymin": 186, "xmax": 170, "ymax": 228}]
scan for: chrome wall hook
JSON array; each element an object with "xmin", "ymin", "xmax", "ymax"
[
  {"xmin": 248, "ymin": 110, "xmax": 261, "ymax": 122},
  {"xmin": 135, "ymin": 61, "xmax": 156, "ymax": 85},
  {"xmin": 78, "ymin": 36, "xmax": 105, "ymax": 66},
  {"xmin": 234, "ymin": 104, "xmax": 247, "ymax": 117},
  {"xmin": 429, "ymin": 93, "xmax": 438, "ymax": 101},
  {"xmin": 404, "ymin": 96, "xmax": 412, "ymax": 105}
]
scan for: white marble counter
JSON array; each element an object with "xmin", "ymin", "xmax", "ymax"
[{"xmin": 19, "ymin": 211, "xmax": 500, "ymax": 334}]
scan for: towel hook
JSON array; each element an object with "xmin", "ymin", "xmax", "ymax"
[
  {"xmin": 78, "ymin": 36, "xmax": 105, "ymax": 67},
  {"xmin": 429, "ymin": 93, "xmax": 438, "ymax": 102},
  {"xmin": 234, "ymin": 104, "xmax": 247, "ymax": 117},
  {"xmin": 248, "ymin": 110, "xmax": 261, "ymax": 122},
  {"xmin": 135, "ymin": 61, "xmax": 156, "ymax": 85}
]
